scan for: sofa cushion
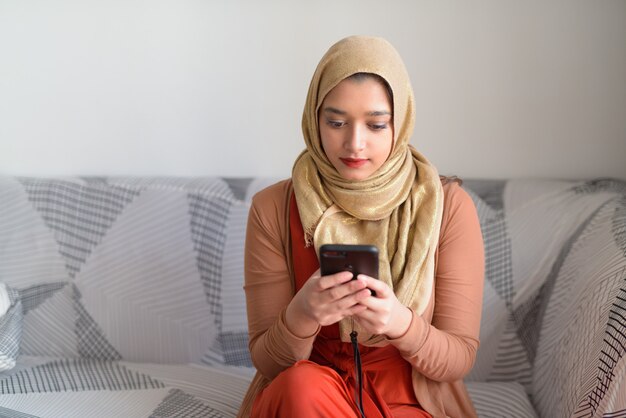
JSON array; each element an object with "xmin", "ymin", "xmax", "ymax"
[
  {"xmin": 0, "ymin": 177, "xmax": 238, "ymax": 365},
  {"xmin": 466, "ymin": 381, "xmax": 537, "ymax": 418},
  {"xmin": 464, "ymin": 179, "xmax": 626, "ymax": 417},
  {"xmin": 1, "ymin": 359, "xmax": 540, "ymax": 418},
  {"xmin": 0, "ymin": 356, "xmax": 252, "ymax": 417},
  {"xmin": 532, "ymin": 190, "xmax": 626, "ymax": 417}
]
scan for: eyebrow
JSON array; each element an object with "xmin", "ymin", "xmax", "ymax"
[
  {"xmin": 322, "ymin": 107, "xmax": 391, "ymax": 116},
  {"xmin": 323, "ymin": 107, "xmax": 347, "ymax": 115},
  {"xmin": 367, "ymin": 110, "xmax": 391, "ymax": 116}
]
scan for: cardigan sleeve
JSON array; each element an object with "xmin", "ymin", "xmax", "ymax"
[
  {"xmin": 387, "ymin": 182, "xmax": 485, "ymax": 382},
  {"xmin": 244, "ymin": 181, "xmax": 319, "ymax": 380}
]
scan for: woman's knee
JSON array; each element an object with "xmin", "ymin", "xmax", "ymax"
[
  {"xmin": 253, "ymin": 361, "xmax": 357, "ymax": 417},
  {"xmin": 271, "ymin": 361, "xmax": 348, "ymax": 401},
  {"xmin": 274, "ymin": 361, "xmax": 337, "ymax": 393}
]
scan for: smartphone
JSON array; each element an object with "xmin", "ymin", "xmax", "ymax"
[{"xmin": 319, "ymin": 244, "xmax": 379, "ymax": 295}]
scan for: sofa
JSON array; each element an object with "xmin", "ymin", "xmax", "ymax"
[{"xmin": 0, "ymin": 175, "xmax": 624, "ymax": 418}]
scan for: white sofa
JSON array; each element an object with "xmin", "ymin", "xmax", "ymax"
[{"xmin": 0, "ymin": 176, "xmax": 624, "ymax": 417}]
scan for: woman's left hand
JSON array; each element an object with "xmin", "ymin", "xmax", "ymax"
[{"xmin": 352, "ymin": 275, "xmax": 413, "ymax": 339}]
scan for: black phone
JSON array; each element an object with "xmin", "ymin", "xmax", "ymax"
[{"xmin": 319, "ymin": 244, "xmax": 379, "ymax": 296}]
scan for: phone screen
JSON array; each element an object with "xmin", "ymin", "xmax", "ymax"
[{"xmin": 319, "ymin": 244, "xmax": 379, "ymax": 280}]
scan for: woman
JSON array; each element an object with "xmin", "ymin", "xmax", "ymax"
[{"xmin": 238, "ymin": 36, "xmax": 484, "ymax": 418}]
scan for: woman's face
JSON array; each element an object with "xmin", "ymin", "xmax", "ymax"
[{"xmin": 318, "ymin": 77, "xmax": 393, "ymax": 181}]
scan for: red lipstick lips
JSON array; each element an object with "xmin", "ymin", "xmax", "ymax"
[{"xmin": 340, "ymin": 158, "xmax": 368, "ymax": 168}]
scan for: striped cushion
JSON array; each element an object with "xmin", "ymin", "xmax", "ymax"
[
  {"xmin": 0, "ymin": 357, "xmax": 253, "ymax": 417},
  {"xmin": 0, "ymin": 360, "xmax": 539, "ymax": 418},
  {"xmin": 464, "ymin": 179, "xmax": 626, "ymax": 417},
  {"xmin": 466, "ymin": 381, "xmax": 537, "ymax": 418},
  {"xmin": 0, "ymin": 177, "xmax": 234, "ymax": 366},
  {"xmin": 532, "ymin": 194, "xmax": 626, "ymax": 417}
]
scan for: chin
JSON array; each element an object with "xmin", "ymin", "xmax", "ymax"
[
  {"xmin": 338, "ymin": 171, "xmax": 370, "ymax": 181},
  {"xmin": 331, "ymin": 161, "xmax": 373, "ymax": 181}
]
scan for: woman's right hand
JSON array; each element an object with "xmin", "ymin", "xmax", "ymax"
[{"xmin": 285, "ymin": 269, "xmax": 372, "ymax": 338}]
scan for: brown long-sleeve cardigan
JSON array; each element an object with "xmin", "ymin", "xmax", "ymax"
[{"xmin": 237, "ymin": 179, "xmax": 485, "ymax": 418}]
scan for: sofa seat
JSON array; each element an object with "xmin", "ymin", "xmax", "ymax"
[
  {"xmin": 0, "ymin": 356, "xmax": 251, "ymax": 417},
  {"xmin": 0, "ymin": 357, "xmax": 536, "ymax": 418}
]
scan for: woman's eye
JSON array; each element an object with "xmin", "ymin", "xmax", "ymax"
[
  {"xmin": 370, "ymin": 123, "xmax": 388, "ymax": 130},
  {"xmin": 327, "ymin": 120, "xmax": 345, "ymax": 128}
]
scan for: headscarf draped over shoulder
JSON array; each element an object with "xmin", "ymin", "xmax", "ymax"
[{"xmin": 292, "ymin": 35, "xmax": 443, "ymax": 344}]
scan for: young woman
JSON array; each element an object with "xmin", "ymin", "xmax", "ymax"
[{"xmin": 237, "ymin": 36, "xmax": 484, "ymax": 418}]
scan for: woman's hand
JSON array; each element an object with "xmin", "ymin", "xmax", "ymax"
[
  {"xmin": 285, "ymin": 269, "xmax": 372, "ymax": 338},
  {"xmin": 352, "ymin": 275, "xmax": 413, "ymax": 339}
]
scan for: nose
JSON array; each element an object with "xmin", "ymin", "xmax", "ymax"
[{"xmin": 345, "ymin": 124, "xmax": 365, "ymax": 152}]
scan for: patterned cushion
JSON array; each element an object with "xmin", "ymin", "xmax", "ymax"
[
  {"xmin": 0, "ymin": 356, "xmax": 254, "ymax": 417},
  {"xmin": 532, "ymin": 191, "xmax": 626, "ymax": 417},
  {"xmin": 463, "ymin": 178, "xmax": 626, "ymax": 417},
  {"xmin": 466, "ymin": 381, "xmax": 537, "ymax": 418},
  {"xmin": 0, "ymin": 177, "xmax": 236, "ymax": 366}
]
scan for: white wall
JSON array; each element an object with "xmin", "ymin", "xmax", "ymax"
[{"xmin": 1, "ymin": 0, "xmax": 625, "ymax": 180}]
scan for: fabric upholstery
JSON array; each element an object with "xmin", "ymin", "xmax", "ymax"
[{"xmin": 0, "ymin": 176, "xmax": 624, "ymax": 417}]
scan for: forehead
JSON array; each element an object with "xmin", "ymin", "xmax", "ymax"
[{"xmin": 321, "ymin": 77, "xmax": 392, "ymax": 110}]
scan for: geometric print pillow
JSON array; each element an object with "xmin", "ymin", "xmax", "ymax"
[
  {"xmin": 532, "ymin": 184, "xmax": 626, "ymax": 417},
  {"xmin": 462, "ymin": 181, "xmax": 528, "ymax": 386},
  {"xmin": 464, "ymin": 178, "xmax": 626, "ymax": 417},
  {"xmin": 201, "ymin": 177, "xmax": 283, "ymax": 368},
  {"xmin": 0, "ymin": 176, "xmax": 247, "ymax": 367}
]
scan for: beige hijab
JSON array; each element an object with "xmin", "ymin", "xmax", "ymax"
[{"xmin": 292, "ymin": 35, "xmax": 444, "ymax": 344}]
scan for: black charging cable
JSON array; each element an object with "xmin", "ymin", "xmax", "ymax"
[{"xmin": 350, "ymin": 330, "xmax": 366, "ymax": 418}]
